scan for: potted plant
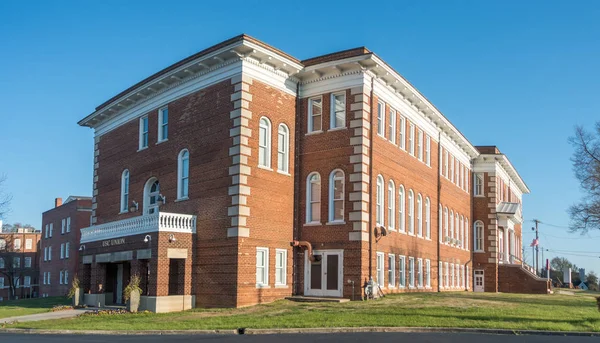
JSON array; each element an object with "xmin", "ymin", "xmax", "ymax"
[
  {"xmin": 67, "ymin": 276, "xmax": 82, "ymax": 307},
  {"xmin": 124, "ymin": 274, "xmax": 143, "ymax": 313}
]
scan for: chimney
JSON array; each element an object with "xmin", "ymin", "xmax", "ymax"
[{"xmin": 55, "ymin": 197, "xmax": 63, "ymax": 208}]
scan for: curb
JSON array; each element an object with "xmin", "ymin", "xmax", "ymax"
[{"xmin": 0, "ymin": 327, "xmax": 598, "ymax": 337}]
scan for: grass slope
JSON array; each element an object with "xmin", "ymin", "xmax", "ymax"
[
  {"xmin": 0, "ymin": 296, "xmax": 71, "ymax": 319},
  {"xmin": 6, "ymin": 292, "xmax": 600, "ymax": 332}
]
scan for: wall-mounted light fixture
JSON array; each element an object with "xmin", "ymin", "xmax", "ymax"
[
  {"xmin": 157, "ymin": 194, "xmax": 166, "ymax": 206},
  {"xmin": 79, "ymin": 245, "xmax": 86, "ymax": 251},
  {"xmin": 143, "ymin": 235, "xmax": 151, "ymax": 243},
  {"xmin": 168, "ymin": 234, "xmax": 176, "ymax": 243},
  {"xmin": 130, "ymin": 200, "xmax": 139, "ymax": 212}
]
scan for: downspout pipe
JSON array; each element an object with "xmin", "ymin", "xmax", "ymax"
[
  {"xmin": 437, "ymin": 131, "xmax": 442, "ymax": 292},
  {"xmin": 292, "ymin": 81, "xmax": 301, "ymax": 295}
]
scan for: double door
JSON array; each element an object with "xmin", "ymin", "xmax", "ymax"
[{"xmin": 305, "ymin": 250, "xmax": 343, "ymax": 297}]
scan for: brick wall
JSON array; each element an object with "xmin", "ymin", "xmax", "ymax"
[
  {"xmin": 0, "ymin": 232, "xmax": 41, "ymax": 300},
  {"xmin": 498, "ymin": 264, "xmax": 550, "ymax": 294}
]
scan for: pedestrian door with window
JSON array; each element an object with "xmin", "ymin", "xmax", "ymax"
[
  {"xmin": 305, "ymin": 250, "xmax": 343, "ymax": 297},
  {"xmin": 474, "ymin": 270, "xmax": 484, "ymax": 292}
]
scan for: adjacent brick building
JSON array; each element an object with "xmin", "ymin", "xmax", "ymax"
[
  {"xmin": 76, "ymin": 34, "xmax": 543, "ymax": 312},
  {"xmin": 0, "ymin": 224, "xmax": 41, "ymax": 301},
  {"xmin": 39, "ymin": 196, "xmax": 92, "ymax": 297}
]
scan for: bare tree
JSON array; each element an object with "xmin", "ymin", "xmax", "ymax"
[
  {"xmin": 569, "ymin": 124, "xmax": 600, "ymax": 233},
  {"xmin": 0, "ymin": 235, "xmax": 24, "ymax": 299},
  {"xmin": 0, "ymin": 174, "xmax": 11, "ymax": 220}
]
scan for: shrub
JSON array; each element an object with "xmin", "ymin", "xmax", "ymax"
[
  {"xmin": 123, "ymin": 274, "xmax": 143, "ymax": 302},
  {"xmin": 67, "ymin": 275, "xmax": 80, "ymax": 298}
]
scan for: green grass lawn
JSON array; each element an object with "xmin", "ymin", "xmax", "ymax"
[
  {"xmin": 5, "ymin": 292, "xmax": 600, "ymax": 332},
  {"xmin": 0, "ymin": 296, "xmax": 71, "ymax": 319}
]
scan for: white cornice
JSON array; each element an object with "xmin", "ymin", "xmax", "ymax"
[{"xmin": 473, "ymin": 154, "xmax": 529, "ymax": 196}]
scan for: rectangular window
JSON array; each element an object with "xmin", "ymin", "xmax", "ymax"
[
  {"xmin": 425, "ymin": 259, "xmax": 431, "ymax": 288},
  {"xmin": 48, "ymin": 272, "xmax": 51, "ymax": 285},
  {"xmin": 451, "ymin": 263, "xmax": 455, "ymax": 288},
  {"xmin": 460, "ymin": 164, "xmax": 464, "ymax": 190},
  {"xmin": 399, "ymin": 116, "xmax": 406, "ymax": 150},
  {"xmin": 331, "ymin": 93, "xmax": 346, "ymax": 129},
  {"xmin": 461, "ymin": 265, "xmax": 465, "ymax": 288},
  {"xmin": 377, "ymin": 102, "xmax": 385, "ymax": 137},
  {"xmin": 277, "ymin": 127, "xmax": 288, "ymax": 173},
  {"xmin": 59, "ymin": 271, "xmax": 64, "ymax": 285},
  {"xmin": 65, "ymin": 270, "xmax": 69, "ymax": 285},
  {"xmin": 455, "ymin": 160, "xmax": 459, "ymax": 185},
  {"xmin": 445, "ymin": 262, "xmax": 449, "ymax": 288},
  {"xmin": 66, "ymin": 217, "xmax": 71, "ymax": 233},
  {"xmin": 399, "ymin": 256, "xmax": 406, "ymax": 288},
  {"xmin": 444, "ymin": 150, "xmax": 449, "ymax": 177},
  {"xmin": 25, "ymin": 239, "xmax": 32, "ymax": 250},
  {"xmin": 408, "ymin": 257, "xmax": 415, "ymax": 287},
  {"xmin": 48, "ymin": 246, "xmax": 52, "ymax": 261},
  {"xmin": 61, "ymin": 218, "xmax": 66, "ymax": 234},
  {"xmin": 425, "ymin": 136, "xmax": 431, "ymax": 166},
  {"xmin": 65, "ymin": 242, "xmax": 70, "ymax": 258},
  {"xmin": 45, "ymin": 224, "xmax": 48, "ymax": 239},
  {"xmin": 409, "ymin": 123, "xmax": 415, "ymax": 156},
  {"xmin": 417, "ymin": 258, "xmax": 423, "ymax": 288},
  {"xmin": 13, "ymin": 257, "xmax": 20, "ymax": 268},
  {"xmin": 474, "ymin": 173, "xmax": 484, "ymax": 196},
  {"xmin": 50, "ymin": 223, "xmax": 53, "ymax": 237},
  {"xmin": 259, "ymin": 120, "xmax": 270, "ymax": 168},
  {"xmin": 0, "ymin": 258, "xmax": 4, "ymax": 269},
  {"xmin": 139, "ymin": 116, "xmax": 149, "ymax": 149},
  {"xmin": 456, "ymin": 264, "xmax": 460, "ymax": 288},
  {"xmin": 24, "ymin": 257, "xmax": 31, "ymax": 268},
  {"xmin": 376, "ymin": 252, "xmax": 385, "ymax": 287},
  {"xmin": 14, "ymin": 239, "xmax": 21, "ymax": 250},
  {"xmin": 388, "ymin": 254, "xmax": 395, "ymax": 288},
  {"xmin": 308, "ymin": 97, "xmax": 322, "ymax": 133},
  {"xmin": 0, "ymin": 277, "xmax": 3, "ymax": 288},
  {"xmin": 14, "ymin": 277, "xmax": 19, "ymax": 288},
  {"xmin": 60, "ymin": 243, "xmax": 64, "ymax": 259},
  {"xmin": 438, "ymin": 261, "xmax": 443, "ymax": 288},
  {"xmin": 24, "ymin": 276, "xmax": 30, "ymax": 287},
  {"xmin": 158, "ymin": 107, "xmax": 169, "ymax": 142},
  {"xmin": 389, "ymin": 110, "xmax": 396, "ymax": 144},
  {"xmin": 450, "ymin": 156, "xmax": 455, "ymax": 183},
  {"xmin": 466, "ymin": 266, "xmax": 470, "ymax": 289},
  {"xmin": 275, "ymin": 249, "xmax": 287, "ymax": 286},
  {"xmin": 43, "ymin": 247, "xmax": 47, "ymax": 261},
  {"xmin": 256, "ymin": 248, "xmax": 269, "ymax": 287},
  {"xmin": 417, "ymin": 129, "xmax": 423, "ymax": 161}
]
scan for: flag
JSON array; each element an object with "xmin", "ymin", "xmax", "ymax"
[{"xmin": 530, "ymin": 238, "xmax": 539, "ymax": 247}]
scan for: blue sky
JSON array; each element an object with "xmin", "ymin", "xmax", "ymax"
[{"xmin": 1, "ymin": 1, "xmax": 599, "ymax": 273}]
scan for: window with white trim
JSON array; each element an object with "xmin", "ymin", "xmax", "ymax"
[
  {"xmin": 460, "ymin": 215, "xmax": 464, "ymax": 248},
  {"xmin": 409, "ymin": 123, "xmax": 415, "ymax": 156},
  {"xmin": 398, "ymin": 186, "xmax": 405, "ymax": 233},
  {"xmin": 329, "ymin": 170, "xmax": 344, "ymax": 223},
  {"xmin": 450, "ymin": 210, "xmax": 454, "ymax": 239},
  {"xmin": 417, "ymin": 129, "xmax": 423, "ymax": 161},
  {"xmin": 376, "ymin": 252, "xmax": 385, "ymax": 287},
  {"xmin": 417, "ymin": 194, "xmax": 423, "ymax": 237},
  {"xmin": 438, "ymin": 261, "xmax": 443, "ymax": 288},
  {"xmin": 399, "ymin": 255, "xmax": 406, "ymax": 288},
  {"xmin": 450, "ymin": 156, "xmax": 454, "ymax": 183},
  {"xmin": 460, "ymin": 164, "xmax": 464, "ymax": 190},
  {"xmin": 425, "ymin": 197, "xmax": 431, "ymax": 239},
  {"xmin": 387, "ymin": 181, "xmax": 395, "ymax": 231},
  {"xmin": 139, "ymin": 116, "xmax": 149, "ymax": 149},
  {"xmin": 158, "ymin": 107, "xmax": 168, "ymax": 142},
  {"xmin": 259, "ymin": 117, "xmax": 272, "ymax": 168},
  {"xmin": 48, "ymin": 272, "xmax": 51, "ymax": 285},
  {"xmin": 474, "ymin": 221, "xmax": 484, "ymax": 252},
  {"xmin": 388, "ymin": 254, "xmax": 395, "ymax": 288},
  {"xmin": 277, "ymin": 124, "xmax": 289, "ymax": 173},
  {"xmin": 13, "ymin": 257, "xmax": 20, "ymax": 268},
  {"xmin": 455, "ymin": 159, "xmax": 459, "ymax": 185},
  {"xmin": 331, "ymin": 93, "xmax": 346, "ymax": 129},
  {"xmin": 65, "ymin": 270, "xmax": 69, "ymax": 285},
  {"xmin": 408, "ymin": 190, "xmax": 414, "ymax": 235},
  {"xmin": 256, "ymin": 248, "xmax": 269, "ymax": 287},
  {"xmin": 389, "ymin": 109, "xmax": 396, "ymax": 144},
  {"xmin": 408, "ymin": 257, "xmax": 415, "ymax": 287},
  {"xmin": 376, "ymin": 175, "xmax": 384, "ymax": 226},
  {"xmin": 177, "ymin": 149, "xmax": 190, "ymax": 199},
  {"xmin": 121, "ymin": 169, "xmax": 130, "ymax": 212},
  {"xmin": 444, "ymin": 150, "xmax": 449, "ymax": 177},
  {"xmin": 399, "ymin": 116, "xmax": 406, "ymax": 150},
  {"xmin": 48, "ymin": 246, "xmax": 52, "ymax": 261},
  {"xmin": 0, "ymin": 277, "xmax": 3, "ymax": 288},
  {"xmin": 275, "ymin": 249, "xmax": 287, "ymax": 286},
  {"xmin": 417, "ymin": 258, "xmax": 423, "ymax": 288},
  {"xmin": 451, "ymin": 263, "xmax": 455, "ymax": 288},
  {"xmin": 444, "ymin": 207, "xmax": 449, "ymax": 240},
  {"xmin": 60, "ymin": 243, "xmax": 64, "ymax": 259},
  {"xmin": 474, "ymin": 173, "xmax": 484, "ymax": 196},
  {"xmin": 59, "ymin": 270, "xmax": 64, "ymax": 285},
  {"xmin": 465, "ymin": 217, "xmax": 469, "ymax": 251},
  {"xmin": 61, "ymin": 218, "xmax": 66, "ymax": 234},
  {"xmin": 0, "ymin": 258, "xmax": 4, "ymax": 269},
  {"xmin": 456, "ymin": 264, "xmax": 460, "ymax": 288},
  {"xmin": 461, "ymin": 265, "xmax": 465, "ymax": 288},
  {"xmin": 25, "ymin": 257, "xmax": 31, "ymax": 268},
  {"xmin": 66, "ymin": 217, "xmax": 71, "ymax": 233},
  {"xmin": 65, "ymin": 242, "xmax": 70, "ymax": 258},
  {"xmin": 43, "ymin": 247, "xmax": 47, "ymax": 261},
  {"xmin": 14, "ymin": 239, "xmax": 21, "ymax": 250},
  {"xmin": 455, "ymin": 213, "xmax": 459, "ymax": 242},
  {"xmin": 438, "ymin": 204, "xmax": 443, "ymax": 242},
  {"xmin": 306, "ymin": 173, "xmax": 321, "ymax": 223},
  {"xmin": 425, "ymin": 136, "xmax": 431, "ymax": 166},
  {"xmin": 445, "ymin": 262, "xmax": 449, "ymax": 288},
  {"xmin": 377, "ymin": 102, "xmax": 385, "ymax": 137},
  {"xmin": 308, "ymin": 97, "xmax": 322, "ymax": 133},
  {"xmin": 466, "ymin": 266, "xmax": 470, "ymax": 289}
]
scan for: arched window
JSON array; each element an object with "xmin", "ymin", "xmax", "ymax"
[
  {"xmin": 277, "ymin": 124, "xmax": 289, "ymax": 173},
  {"xmin": 306, "ymin": 173, "xmax": 321, "ymax": 223},
  {"xmin": 474, "ymin": 220, "xmax": 484, "ymax": 251},
  {"xmin": 177, "ymin": 149, "xmax": 189, "ymax": 199},
  {"xmin": 408, "ymin": 190, "xmax": 414, "ymax": 235},
  {"xmin": 417, "ymin": 194, "xmax": 422, "ymax": 237},
  {"xmin": 425, "ymin": 197, "xmax": 431, "ymax": 239},
  {"xmin": 465, "ymin": 217, "xmax": 469, "ymax": 251},
  {"xmin": 387, "ymin": 181, "xmax": 395, "ymax": 230},
  {"xmin": 398, "ymin": 186, "xmax": 405, "ymax": 233},
  {"xmin": 450, "ymin": 210, "xmax": 454, "ymax": 239},
  {"xmin": 444, "ymin": 207, "xmax": 449, "ymax": 241},
  {"xmin": 120, "ymin": 169, "xmax": 129, "ymax": 213},
  {"xmin": 376, "ymin": 175, "xmax": 384, "ymax": 226},
  {"xmin": 144, "ymin": 178, "xmax": 160, "ymax": 215},
  {"xmin": 438, "ymin": 204, "xmax": 443, "ymax": 242},
  {"xmin": 460, "ymin": 215, "xmax": 464, "ymax": 248},
  {"xmin": 329, "ymin": 170, "xmax": 344, "ymax": 222},
  {"xmin": 259, "ymin": 117, "xmax": 271, "ymax": 168}
]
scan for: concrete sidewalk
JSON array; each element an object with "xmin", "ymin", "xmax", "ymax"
[{"xmin": 0, "ymin": 308, "xmax": 91, "ymax": 324}]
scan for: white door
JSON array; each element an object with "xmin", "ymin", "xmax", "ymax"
[
  {"xmin": 116, "ymin": 264, "xmax": 124, "ymax": 303},
  {"xmin": 305, "ymin": 250, "xmax": 343, "ymax": 297},
  {"xmin": 474, "ymin": 270, "xmax": 484, "ymax": 292}
]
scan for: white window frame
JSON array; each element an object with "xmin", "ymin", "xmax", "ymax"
[
  {"xmin": 376, "ymin": 252, "xmax": 385, "ymax": 287},
  {"xmin": 389, "ymin": 109, "xmax": 396, "ymax": 144},
  {"xmin": 60, "ymin": 243, "xmax": 64, "ymax": 259},
  {"xmin": 330, "ymin": 92, "xmax": 346, "ymax": 129},
  {"xmin": 417, "ymin": 194, "xmax": 423, "ymax": 237},
  {"xmin": 444, "ymin": 207, "xmax": 449, "ymax": 241},
  {"xmin": 466, "ymin": 266, "xmax": 470, "ymax": 289},
  {"xmin": 24, "ymin": 257, "xmax": 31, "ymax": 268},
  {"xmin": 408, "ymin": 190, "xmax": 414, "ymax": 235},
  {"xmin": 139, "ymin": 116, "xmax": 149, "ymax": 150},
  {"xmin": 474, "ymin": 173, "xmax": 484, "ymax": 196},
  {"xmin": 456, "ymin": 264, "xmax": 460, "ymax": 288},
  {"xmin": 158, "ymin": 107, "xmax": 168, "ymax": 143},
  {"xmin": 444, "ymin": 150, "xmax": 449, "ymax": 177},
  {"xmin": 387, "ymin": 181, "xmax": 395, "ymax": 231},
  {"xmin": 399, "ymin": 255, "xmax": 406, "ymax": 288},
  {"xmin": 445, "ymin": 262, "xmax": 449, "ymax": 288},
  {"xmin": 408, "ymin": 257, "xmax": 415, "ymax": 288},
  {"xmin": 417, "ymin": 258, "xmax": 423, "ymax": 288},
  {"xmin": 258, "ymin": 117, "xmax": 272, "ymax": 169},
  {"xmin": 277, "ymin": 124, "xmax": 290, "ymax": 173},
  {"xmin": 61, "ymin": 218, "xmax": 66, "ymax": 234},
  {"xmin": 417, "ymin": 129, "xmax": 423, "ymax": 161},
  {"xmin": 177, "ymin": 149, "xmax": 190, "ymax": 200},
  {"xmin": 450, "ymin": 155, "xmax": 455, "ymax": 183},
  {"xmin": 398, "ymin": 186, "xmax": 405, "ymax": 233},
  {"xmin": 65, "ymin": 242, "xmax": 70, "ymax": 258},
  {"xmin": 438, "ymin": 204, "xmax": 443, "ymax": 243},
  {"xmin": 474, "ymin": 221, "xmax": 484, "ymax": 252},
  {"xmin": 329, "ymin": 170, "xmax": 345, "ymax": 223},
  {"xmin": 48, "ymin": 246, "xmax": 52, "ymax": 261},
  {"xmin": 64, "ymin": 270, "xmax": 69, "ymax": 285},
  {"xmin": 465, "ymin": 217, "xmax": 469, "ymax": 251},
  {"xmin": 66, "ymin": 217, "xmax": 71, "ymax": 233},
  {"xmin": 376, "ymin": 175, "xmax": 384, "ymax": 227},
  {"xmin": 306, "ymin": 172, "xmax": 321, "ymax": 224},
  {"xmin": 59, "ymin": 270, "xmax": 64, "ymax": 285},
  {"xmin": 409, "ymin": 123, "xmax": 415, "ymax": 156},
  {"xmin": 377, "ymin": 101, "xmax": 385, "ymax": 137},
  {"xmin": 256, "ymin": 247, "xmax": 269, "ymax": 287},
  {"xmin": 450, "ymin": 210, "xmax": 454, "ymax": 239},
  {"xmin": 425, "ymin": 197, "xmax": 431, "ymax": 239},
  {"xmin": 275, "ymin": 249, "xmax": 287, "ymax": 286},
  {"xmin": 425, "ymin": 136, "xmax": 431, "ymax": 166},
  {"xmin": 48, "ymin": 272, "xmax": 51, "ymax": 285},
  {"xmin": 13, "ymin": 257, "xmax": 20, "ymax": 268},
  {"xmin": 0, "ymin": 277, "xmax": 4, "ymax": 288},
  {"xmin": 120, "ymin": 169, "xmax": 130, "ymax": 213},
  {"xmin": 388, "ymin": 254, "xmax": 396, "ymax": 288},
  {"xmin": 451, "ymin": 263, "xmax": 455, "ymax": 288},
  {"xmin": 14, "ymin": 238, "xmax": 21, "ymax": 250},
  {"xmin": 308, "ymin": 97, "xmax": 323, "ymax": 133},
  {"xmin": 399, "ymin": 116, "xmax": 406, "ymax": 150}
]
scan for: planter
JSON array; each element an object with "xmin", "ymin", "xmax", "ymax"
[
  {"xmin": 127, "ymin": 289, "xmax": 141, "ymax": 313},
  {"xmin": 72, "ymin": 288, "xmax": 83, "ymax": 307}
]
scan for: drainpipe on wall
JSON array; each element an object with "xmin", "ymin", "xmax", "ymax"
[
  {"xmin": 437, "ymin": 131, "xmax": 442, "ymax": 293},
  {"xmin": 292, "ymin": 81, "xmax": 301, "ymax": 296},
  {"xmin": 368, "ymin": 75, "xmax": 375, "ymax": 284}
]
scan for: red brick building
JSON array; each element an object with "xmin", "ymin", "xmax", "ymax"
[
  {"xmin": 77, "ymin": 35, "xmax": 544, "ymax": 311},
  {"xmin": 0, "ymin": 225, "xmax": 41, "ymax": 301},
  {"xmin": 39, "ymin": 196, "xmax": 92, "ymax": 297}
]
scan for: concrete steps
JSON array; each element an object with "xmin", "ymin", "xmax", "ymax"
[{"xmin": 285, "ymin": 296, "xmax": 350, "ymax": 303}]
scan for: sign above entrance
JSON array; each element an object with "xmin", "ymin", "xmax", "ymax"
[{"xmin": 102, "ymin": 238, "xmax": 126, "ymax": 247}]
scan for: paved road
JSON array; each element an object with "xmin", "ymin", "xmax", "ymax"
[{"xmin": 0, "ymin": 332, "xmax": 596, "ymax": 343}]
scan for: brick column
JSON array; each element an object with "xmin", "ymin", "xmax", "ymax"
[
  {"xmin": 486, "ymin": 173, "xmax": 499, "ymax": 292},
  {"xmin": 91, "ymin": 136, "xmax": 100, "ymax": 224},
  {"xmin": 80, "ymin": 264, "xmax": 92, "ymax": 293},
  {"xmin": 90, "ymin": 263, "xmax": 106, "ymax": 293},
  {"xmin": 227, "ymin": 74, "xmax": 253, "ymax": 238}
]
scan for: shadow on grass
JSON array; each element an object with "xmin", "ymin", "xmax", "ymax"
[{"xmin": 0, "ymin": 296, "xmax": 70, "ymax": 309}]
